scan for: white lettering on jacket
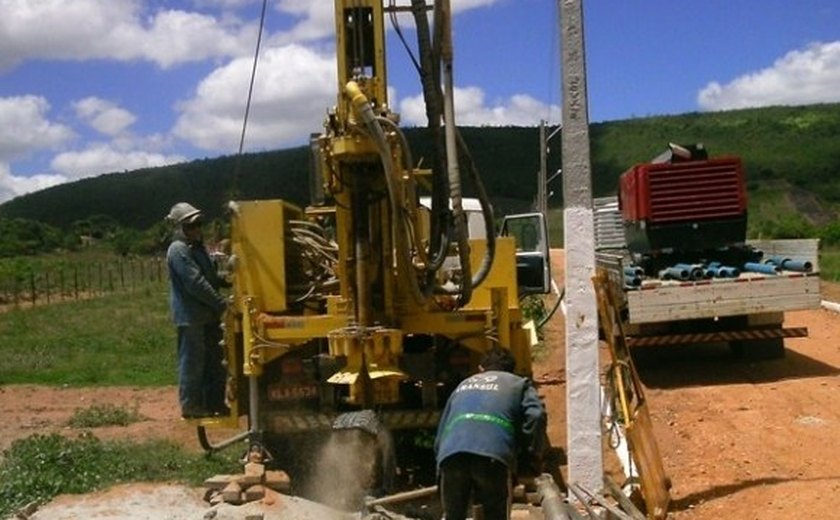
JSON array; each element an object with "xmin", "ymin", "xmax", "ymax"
[{"xmin": 455, "ymin": 374, "xmax": 501, "ymax": 393}]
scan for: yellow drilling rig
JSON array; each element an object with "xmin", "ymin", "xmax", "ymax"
[{"xmin": 197, "ymin": 0, "xmax": 552, "ymax": 492}]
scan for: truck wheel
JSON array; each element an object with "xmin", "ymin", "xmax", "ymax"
[{"xmin": 730, "ymin": 338, "xmax": 785, "ymax": 361}]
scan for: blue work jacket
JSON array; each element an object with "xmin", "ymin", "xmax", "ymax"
[
  {"xmin": 435, "ymin": 370, "xmax": 546, "ymax": 472},
  {"xmin": 166, "ymin": 234, "xmax": 227, "ymax": 327}
]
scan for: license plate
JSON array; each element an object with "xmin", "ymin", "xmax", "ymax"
[{"xmin": 268, "ymin": 384, "xmax": 318, "ymax": 401}]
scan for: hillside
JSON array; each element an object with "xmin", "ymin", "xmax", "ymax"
[{"xmin": 1, "ymin": 103, "xmax": 839, "ymax": 230}]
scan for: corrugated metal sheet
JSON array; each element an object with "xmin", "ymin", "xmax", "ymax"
[
  {"xmin": 593, "ymin": 196, "xmax": 626, "ymax": 250},
  {"xmin": 646, "ymin": 158, "xmax": 746, "ymax": 223}
]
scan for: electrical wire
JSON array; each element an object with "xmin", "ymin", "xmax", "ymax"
[
  {"xmin": 536, "ymin": 279, "xmax": 565, "ymax": 329},
  {"xmin": 387, "ymin": 0, "xmax": 423, "ymax": 75},
  {"xmin": 230, "ymin": 0, "xmax": 268, "ymax": 199}
]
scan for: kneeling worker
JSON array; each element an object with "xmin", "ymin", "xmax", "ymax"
[{"xmin": 435, "ymin": 346, "xmax": 547, "ymax": 520}]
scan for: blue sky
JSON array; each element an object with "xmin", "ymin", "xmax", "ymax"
[{"xmin": 0, "ymin": 0, "xmax": 838, "ymax": 203}]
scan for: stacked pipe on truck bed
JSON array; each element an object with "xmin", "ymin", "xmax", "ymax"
[
  {"xmin": 766, "ymin": 256, "xmax": 813, "ymax": 273},
  {"xmin": 624, "ymin": 248, "xmax": 815, "ymax": 287},
  {"xmin": 631, "ymin": 243, "xmax": 762, "ymax": 281}
]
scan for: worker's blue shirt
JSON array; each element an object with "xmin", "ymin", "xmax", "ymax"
[
  {"xmin": 435, "ymin": 370, "xmax": 546, "ymax": 472},
  {"xmin": 166, "ymin": 234, "xmax": 227, "ymax": 327}
]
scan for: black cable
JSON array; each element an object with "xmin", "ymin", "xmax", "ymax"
[
  {"xmin": 230, "ymin": 0, "xmax": 268, "ymax": 199},
  {"xmin": 388, "ymin": 0, "xmax": 423, "ymax": 75}
]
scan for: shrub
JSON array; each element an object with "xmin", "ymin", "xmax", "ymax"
[
  {"xmin": 68, "ymin": 403, "xmax": 144, "ymax": 428},
  {"xmin": 0, "ymin": 433, "xmax": 240, "ymax": 517}
]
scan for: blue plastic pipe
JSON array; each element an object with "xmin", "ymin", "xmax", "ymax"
[{"xmin": 743, "ymin": 262, "xmax": 780, "ymax": 275}]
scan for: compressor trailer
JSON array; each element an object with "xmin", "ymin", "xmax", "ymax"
[{"xmin": 594, "ymin": 144, "xmax": 821, "ymax": 358}]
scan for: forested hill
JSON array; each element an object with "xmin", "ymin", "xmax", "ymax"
[{"xmin": 2, "ymin": 102, "xmax": 839, "ymax": 230}]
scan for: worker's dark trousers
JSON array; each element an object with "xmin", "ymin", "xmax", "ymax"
[
  {"xmin": 440, "ymin": 453, "xmax": 512, "ymax": 520},
  {"xmin": 177, "ymin": 322, "xmax": 226, "ymax": 416}
]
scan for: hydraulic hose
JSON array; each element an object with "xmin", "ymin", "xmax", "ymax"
[
  {"xmin": 455, "ymin": 129, "xmax": 496, "ymax": 289},
  {"xmin": 536, "ymin": 279, "xmax": 565, "ymax": 330},
  {"xmin": 410, "ymin": 0, "xmax": 451, "ymax": 274},
  {"xmin": 374, "ymin": 115, "xmax": 433, "ymax": 270},
  {"xmin": 439, "ymin": 0, "xmax": 473, "ymax": 307},
  {"xmin": 345, "ymin": 81, "xmax": 427, "ymax": 306}
]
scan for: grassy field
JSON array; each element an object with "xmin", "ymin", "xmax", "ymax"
[
  {"xmin": 820, "ymin": 247, "xmax": 840, "ymax": 282},
  {"xmin": 3, "ymin": 239, "xmax": 835, "ymax": 386},
  {"xmin": 0, "ymin": 278, "xmax": 234, "ymax": 517},
  {"xmin": 0, "ymin": 282, "xmax": 175, "ymax": 386}
]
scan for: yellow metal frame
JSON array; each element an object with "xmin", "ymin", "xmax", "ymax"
[
  {"xmin": 334, "ymin": 0, "xmax": 387, "ymax": 125},
  {"xmin": 594, "ymin": 270, "xmax": 671, "ymax": 519},
  {"xmin": 207, "ymin": 0, "xmax": 537, "ymax": 429}
]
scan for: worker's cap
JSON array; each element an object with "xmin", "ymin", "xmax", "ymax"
[{"xmin": 167, "ymin": 202, "xmax": 203, "ymax": 225}]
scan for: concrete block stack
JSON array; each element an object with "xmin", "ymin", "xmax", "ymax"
[{"xmin": 204, "ymin": 463, "xmax": 291, "ymax": 506}]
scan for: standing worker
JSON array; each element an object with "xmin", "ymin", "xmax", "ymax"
[
  {"xmin": 435, "ymin": 347, "xmax": 547, "ymax": 520},
  {"xmin": 166, "ymin": 202, "xmax": 229, "ymax": 419}
]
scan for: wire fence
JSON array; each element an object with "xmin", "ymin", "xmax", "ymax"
[{"xmin": 0, "ymin": 257, "xmax": 166, "ymax": 308}]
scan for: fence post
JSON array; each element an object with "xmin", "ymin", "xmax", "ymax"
[
  {"xmin": 74, "ymin": 266, "xmax": 79, "ymax": 300},
  {"xmin": 30, "ymin": 271, "xmax": 36, "ymax": 305},
  {"xmin": 120, "ymin": 260, "xmax": 125, "ymax": 290},
  {"xmin": 45, "ymin": 271, "xmax": 51, "ymax": 304}
]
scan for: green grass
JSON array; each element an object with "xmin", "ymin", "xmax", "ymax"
[
  {"xmin": 0, "ymin": 433, "xmax": 240, "ymax": 518},
  {"xmin": 0, "ymin": 256, "xmax": 233, "ymax": 518},
  {"xmin": 68, "ymin": 403, "xmax": 145, "ymax": 428},
  {"xmin": 0, "ymin": 283, "xmax": 175, "ymax": 386},
  {"xmin": 819, "ymin": 247, "xmax": 840, "ymax": 282}
]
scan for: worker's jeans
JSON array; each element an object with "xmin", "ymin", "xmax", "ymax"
[
  {"xmin": 177, "ymin": 322, "xmax": 226, "ymax": 416},
  {"xmin": 440, "ymin": 453, "xmax": 512, "ymax": 520}
]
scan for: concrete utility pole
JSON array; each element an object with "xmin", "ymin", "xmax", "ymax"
[{"xmin": 559, "ymin": 0, "xmax": 603, "ymax": 491}]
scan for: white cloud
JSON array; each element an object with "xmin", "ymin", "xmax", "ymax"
[
  {"xmin": 73, "ymin": 97, "xmax": 137, "ymax": 137},
  {"xmin": 0, "ymin": 0, "xmax": 256, "ymax": 70},
  {"xmin": 0, "ymin": 96, "xmax": 75, "ymax": 161},
  {"xmin": 174, "ymin": 44, "xmax": 336, "ymax": 151},
  {"xmin": 0, "ymin": 95, "xmax": 183, "ymax": 202},
  {"xmin": 400, "ymin": 86, "xmax": 559, "ymax": 126},
  {"xmin": 50, "ymin": 145, "xmax": 186, "ymax": 181},
  {"xmin": 0, "ymin": 163, "xmax": 68, "ymax": 203},
  {"xmin": 132, "ymin": 9, "xmax": 256, "ymax": 68},
  {"xmin": 450, "ymin": 0, "xmax": 501, "ymax": 11},
  {"xmin": 698, "ymin": 41, "xmax": 840, "ymax": 111},
  {"xmin": 272, "ymin": 0, "xmax": 501, "ymax": 45},
  {"xmin": 192, "ymin": 0, "xmax": 256, "ymax": 9},
  {"xmin": 272, "ymin": 1, "xmax": 335, "ymax": 44}
]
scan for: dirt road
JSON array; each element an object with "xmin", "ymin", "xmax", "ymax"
[{"xmin": 1, "ymin": 249, "xmax": 838, "ymax": 519}]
